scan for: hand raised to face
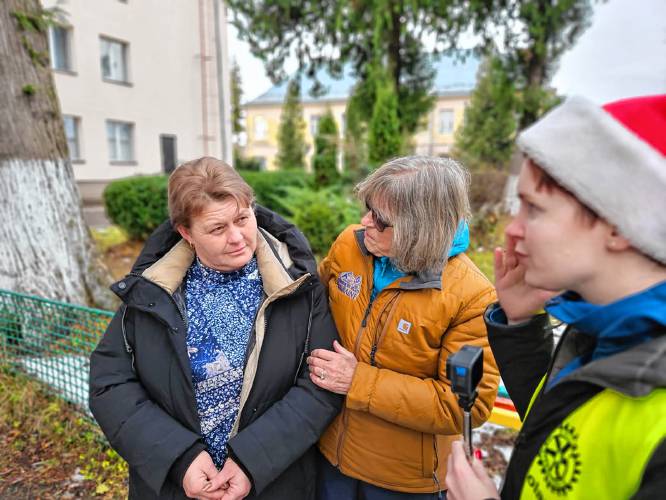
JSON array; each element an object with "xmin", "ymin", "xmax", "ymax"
[{"xmin": 493, "ymin": 241, "xmax": 558, "ymax": 324}]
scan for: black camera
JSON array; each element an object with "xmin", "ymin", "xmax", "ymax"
[
  {"xmin": 446, "ymin": 345, "xmax": 483, "ymax": 411},
  {"xmin": 446, "ymin": 345, "xmax": 484, "ymax": 458}
]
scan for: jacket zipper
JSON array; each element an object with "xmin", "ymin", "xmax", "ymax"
[
  {"xmin": 238, "ymin": 276, "xmax": 313, "ymax": 426},
  {"xmin": 336, "ymin": 251, "xmax": 412, "ymax": 467},
  {"xmin": 369, "ymin": 291, "xmax": 400, "ymax": 366},
  {"xmin": 119, "ymin": 304, "xmax": 135, "ymax": 370},
  {"xmin": 513, "ymin": 326, "xmax": 579, "ymax": 454},
  {"xmin": 242, "ymin": 293, "xmax": 267, "ymax": 371},
  {"xmin": 335, "ymin": 288, "xmax": 400, "ymax": 465},
  {"xmin": 335, "ymin": 299, "xmax": 372, "ymax": 466},
  {"xmin": 336, "ymin": 259, "xmax": 375, "ymax": 467},
  {"xmin": 432, "ymin": 434, "xmax": 442, "ymax": 496},
  {"xmin": 119, "ymin": 274, "xmax": 188, "ymax": 362}
]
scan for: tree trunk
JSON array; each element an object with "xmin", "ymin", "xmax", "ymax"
[
  {"xmin": 0, "ymin": 0, "xmax": 116, "ymax": 309},
  {"xmin": 502, "ymin": 148, "xmax": 524, "ymax": 214}
]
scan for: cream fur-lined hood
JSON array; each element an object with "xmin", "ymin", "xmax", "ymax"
[
  {"xmin": 130, "ymin": 206, "xmax": 317, "ymax": 298},
  {"xmin": 140, "ymin": 227, "xmax": 300, "ymax": 300}
]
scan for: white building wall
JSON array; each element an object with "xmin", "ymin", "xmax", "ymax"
[{"xmin": 43, "ymin": 0, "xmax": 229, "ymax": 182}]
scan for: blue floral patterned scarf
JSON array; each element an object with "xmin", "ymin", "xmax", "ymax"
[{"xmin": 184, "ymin": 256, "xmax": 263, "ymax": 466}]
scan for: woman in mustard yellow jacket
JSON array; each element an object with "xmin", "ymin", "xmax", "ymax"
[{"xmin": 307, "ymin": 156, "xmax": 500, "ymax": 499}]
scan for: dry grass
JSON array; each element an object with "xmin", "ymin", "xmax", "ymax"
[
  {"xmin": 100, "ymin": 240, "xmax": 144, "ymax": 281},
  {"xmin": 91, "ymin": 225, "xmax": 144, "ymax": 280},
  {"xmin": 0, "ymin": 367, "xmax": 127, "ymax": 499},
  {"xmin": 468, "ymin": 212, "xmax": 511, "ymax": 283}
]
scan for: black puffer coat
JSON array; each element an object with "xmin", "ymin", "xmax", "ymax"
[{"xmin": 89, "ymin": 207, "xmax": 342, "ymax": 499}]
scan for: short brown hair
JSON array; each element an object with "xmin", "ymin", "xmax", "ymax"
[
  {"xmin": 526, "ymin": 159, "xmax": 599, "ymax": 224},
  {"xmin": 168, "ymin": 157, "xmax": 254, "ymax": 228}
]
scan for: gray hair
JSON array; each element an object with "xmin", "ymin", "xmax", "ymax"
[{"xmin": 355, "ymin": 156, "xmax": 471, "ymax": 276}]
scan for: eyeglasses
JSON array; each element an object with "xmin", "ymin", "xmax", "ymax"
[{"xmin": 365, "ymin": 202, "xmax": 392, "ymax": 232}]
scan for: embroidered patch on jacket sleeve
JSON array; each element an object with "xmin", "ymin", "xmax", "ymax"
[{"xmin": 337, "ymin": 272, "xmax": 362, "ymax": 299}]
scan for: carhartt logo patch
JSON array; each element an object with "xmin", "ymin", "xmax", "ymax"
[
  {"xmin": 337, "ymin": 272, "xmax": 362, "ymax": 299},
  {"xmin": 397, "ymin": 319, "xmax": 411, "ymax": 334}
]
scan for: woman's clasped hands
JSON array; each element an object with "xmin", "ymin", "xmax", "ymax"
[{"xmin": 183, "ymin": 452, "xmax": 251, "ymax": 500}]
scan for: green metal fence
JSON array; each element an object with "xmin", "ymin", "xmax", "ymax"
[{"xmin": 0, "ymin": 289, "xmax": 113, "ymax": 413}]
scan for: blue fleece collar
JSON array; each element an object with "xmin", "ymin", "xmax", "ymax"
[
  {"xmin": 545, "ymin": 280, "xmax": 666, "ymax": 388},
  {"xmin": 371, "ymin": 221, "xmax": 470, "ymax": 300},
  {"xmin": 449, "ymin": 220, "xmax": 470, "ymax": 258}
]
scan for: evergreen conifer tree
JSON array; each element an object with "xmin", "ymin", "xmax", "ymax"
[
  {"xmin": 227, "ymin": 0, "xmax": 453, "ymax": 138},
  {"xmin": 312, "ymin": 110, "xmax": 339, "ymax": 186},
  {"xmin": 276, "ymin": 79, "xmax": 307, "ymax": 169},
  {"xmin": 230, "ymin": 59, "xmax": 245, "ymax": 168},
  {"xmin": 343, "ymin": 86, "xmax": 367, "ymax": 176},
  {"xmin": 454, "ymin": 57, "xmax": 517, "ymax": 170},
  {"xmin": 367, "ymin": 70, "xmax": 402, "ymax": 167},
  {"xmin": 230, "ymin": 59, "xmax": 244, "ymax": 135}
]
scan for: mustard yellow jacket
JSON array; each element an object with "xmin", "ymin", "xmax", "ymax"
[{"xmin": 318, "ymin": 226, "xmax": 500, "ymax": 493}]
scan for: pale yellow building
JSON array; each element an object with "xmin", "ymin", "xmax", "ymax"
[{"xmin": 242, "ymin": 54, "xmax": 479, "ymax": 171}]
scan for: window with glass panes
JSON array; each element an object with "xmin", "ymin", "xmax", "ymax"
[
  {"xmin": 310, "ymin": 115, "xmax": 321, "ymax": 137},
  {"xmin": 253, "ymin": 116, "xmax": 267, "ymax": 140},
  {"xmin": 106, "ymin": 121, "xmax": 134, "ymax": 161},
  {"xmin": 49, "ymin": 26, "xmax": 71, "ymax": 71},
  {"xmin": 62, "ymin": 115, "xmax": 81, "ymax": 160},
  {"xmin": 100, "ymin": 37, "xmax": 128, "ymax": 82},
  {"xmin": 438, "ymin": 109, "xmax": 455, "ymax": 134}
]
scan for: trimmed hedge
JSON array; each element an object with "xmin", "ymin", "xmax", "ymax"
[
  {"xmin": 103, "ymin": 175, "xmax": 169, "ymax": 240},
  {"xmin": 277, "ymin": 186, "xmax": 361, "ymax": 256},
  {"xmin": 237, "ymin": 169, "xmax": 311, "ymax": 212}
]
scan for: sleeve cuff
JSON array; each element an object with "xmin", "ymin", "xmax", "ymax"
[
  {"xmin": 346, "ymin": 362, "xmax": 377, "ymax": 412},
  {"xmin": 168, "ymin": 441, "xmax": 207, "ymax": 489},
  {"xmin": 486, "ymin": 303, "xmax": 509, "ymax": 325},
  {"xmin": 484, "ymin": 302, "xmax": 550, "ymax": 332},
  {"xmin": 226, "ymin": 447, "xmax": 256, "ymax": 493}
]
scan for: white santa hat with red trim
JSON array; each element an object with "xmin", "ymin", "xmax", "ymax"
[{"xmin": 517, "ymin": 94, "xmax": 666, "ymax": 264}]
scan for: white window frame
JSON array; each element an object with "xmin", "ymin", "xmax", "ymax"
[
  {"xmin": 48, "ymin": 25, "xmax": 73, "ymax": 72},
  {"xmin": 438, "ymin": 109, "xmax": 455, "ymax": 135},
  {"xmin": 106, "ymin": 120, "xmax": 135, "ymax": 163},
  {"xmin": 100, "ymin": 36, "xmax": 130, "ymax": 83},
  {"xmin": 253, "ymin": 116, "xmax": 267, "ymax": 141},
  {"xmin": 310, "ymin": 115, "xmax": 321, "ymax": 137},
  {"xmin": 62, "ymin": 115, "xmax": 82, "ymax": 161}
]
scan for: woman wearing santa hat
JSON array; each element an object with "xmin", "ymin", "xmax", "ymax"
[{"xmin": 446, "ymin": 94, "xmax": 666, "ymax": 499}]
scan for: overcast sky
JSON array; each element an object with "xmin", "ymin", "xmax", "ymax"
[{"xmin": 228, "ymin": 0, "xmax": 666, "ymax": 104}]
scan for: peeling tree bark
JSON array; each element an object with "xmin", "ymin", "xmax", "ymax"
[{"xmin": 0, "ymin": 0, "xmax": 116, "ymax": 309}]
